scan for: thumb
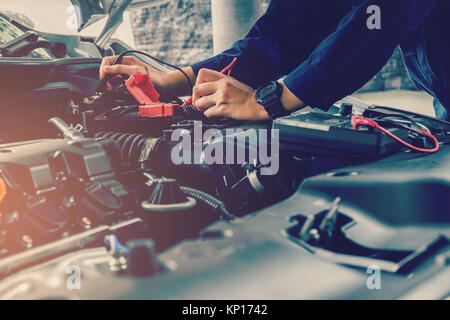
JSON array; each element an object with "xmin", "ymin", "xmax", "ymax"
[{"xmin": 196, "ymin": 68, "xmax": 226, "ymax": 85}]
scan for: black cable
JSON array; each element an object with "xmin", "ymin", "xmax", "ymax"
[
  {"xmin": 112, "ymin": 50, "xmax": 193, "ymax": 91},
  {"xmin": 373, "ymin": 114, "xmax": 424, "ymax": 131}
]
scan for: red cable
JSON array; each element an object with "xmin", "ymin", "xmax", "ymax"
[
  {"xmin": 351, "ymin": 116, "xmax": 439, "ymax": 153},
  {"xmin": 222, "ymin": 57, "xmax": 238, "ymax": 76}
]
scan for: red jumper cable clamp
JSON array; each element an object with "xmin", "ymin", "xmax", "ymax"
[{"xmin": 125, "ymin": 74, "xmax": 179, "ymax": 118}]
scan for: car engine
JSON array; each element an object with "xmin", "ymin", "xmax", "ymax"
[{"xmin": 0, "ymin": 39, "xmax": 449, "ymax": 300}]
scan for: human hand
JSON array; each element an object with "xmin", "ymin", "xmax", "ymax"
[
  {"xmin": 99, "ymin": 55, "xmax": 169, "ymax": 93},
  {"xmin": 192, "ymin": 68, "xmax": 269, "ymax": 120}
]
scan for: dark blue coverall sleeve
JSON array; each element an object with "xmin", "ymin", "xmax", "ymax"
[
  {"xmin": 191, "ymin": 0, "xmax": 439, "ymax": 109},
  {"xmin": 191, "ymin": 0, "xmax": 351, "ymax": 91}
]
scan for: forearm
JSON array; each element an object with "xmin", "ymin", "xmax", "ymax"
[
  {"xmin": 160, "ymin": 67, "xmax": 304, "ymax": 112},
  {"xmin": 162, "ymin": 67, "xmax": 196, "ymax": 97},
  {"xmin": 279, "ymin": 79, "xmax": 305, "ymax": 112}
]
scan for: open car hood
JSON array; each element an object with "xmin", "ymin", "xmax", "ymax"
[{"xmin": 71, "ymin": 0, "xmax": 132, "ymax": 48}]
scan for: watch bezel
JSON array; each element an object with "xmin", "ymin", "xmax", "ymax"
[{"xmin": 256, "ymin": 81, "xmax": 282, "ymax": 105}]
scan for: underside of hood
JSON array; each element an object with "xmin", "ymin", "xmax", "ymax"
[{"xmin": 71, "ymin": 0, "xmax": 132, "ymax": 48}]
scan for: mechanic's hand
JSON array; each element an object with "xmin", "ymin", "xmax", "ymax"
[
  {"xmin": 99, "ymin": 55, "xmax": 168, "ymax": 93},
  {"xmin": 192, "ymin": 69, "xmax": 269, "ymax": 120}
]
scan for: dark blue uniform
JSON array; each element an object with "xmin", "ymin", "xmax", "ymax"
[{"xmin": 191, "ymin": 0, "xmax": 450, "ymax": 120}]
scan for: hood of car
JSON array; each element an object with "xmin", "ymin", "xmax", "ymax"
[{"xmin": 71, "ymin": 0, "xmax": 132, "ymax": 48}]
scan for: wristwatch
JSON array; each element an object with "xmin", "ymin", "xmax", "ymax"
[{"xmin": 255, "ymin": 80, "xmax": 287, "ymax": 120}]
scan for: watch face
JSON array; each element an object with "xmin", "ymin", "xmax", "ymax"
[
  {"xmin": 257, "ymin": 81, "xmax": 279, "ymax": 103},
  {"xmin": 260, "ymin": 82, "xmax": 277, "ymax": 97}
]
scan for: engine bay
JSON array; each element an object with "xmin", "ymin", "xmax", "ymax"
[{"xmin": 0, "ymin": 52, "xmax": 449, "ymax": 300}]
